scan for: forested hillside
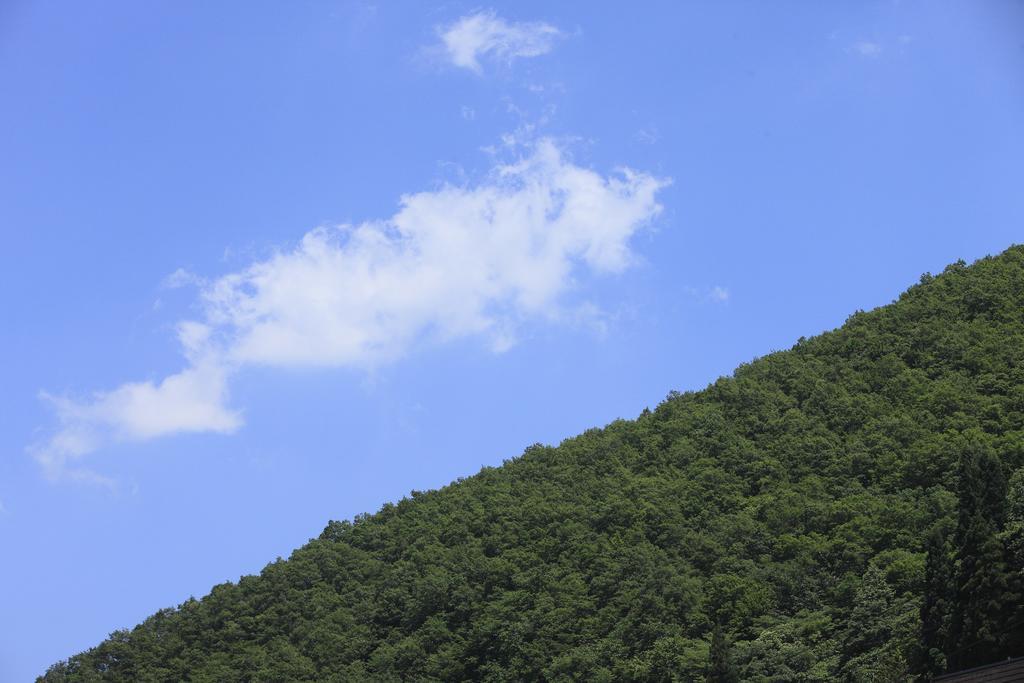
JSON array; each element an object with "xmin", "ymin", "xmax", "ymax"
[{"xmin": 42, "ymin": 247, "xmax": 1024, "ymax": 681}]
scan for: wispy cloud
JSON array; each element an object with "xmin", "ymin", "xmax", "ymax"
[
  {"xmin": 438, "ymin": 10, "xmax": 561, "ymax": 73},
  {"xmin": 635, "ymin": 127, "xmax": 660, "ymax": 145},
  {"xmin": 681, "ymin": 285, "xmax": 730, "ymax": 304},
  {"xmin": 33, "ymin": 139, "xmax": 669, "ymax": 481},
  {"xmin": 32, "ymin": 358, "xmax": 240, "ymax": 485},
  {"xmin": 709, "ymin": 286, "xmax": 730, "ymax": 303},
  {"xmin": 851, "ymin": 41, "xmax": 883, "ymax": 58}
]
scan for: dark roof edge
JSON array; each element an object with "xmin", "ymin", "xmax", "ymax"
[{"xmin": 934, "ymin": 656, "xmax": 1024, "ymax": 681}]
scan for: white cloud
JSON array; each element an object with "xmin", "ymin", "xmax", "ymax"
[
  {"xmin": 35, "ymin": 138, "xmax": 668, "ymax": 480},
  {"xmin": 162, "ymin": 267, "xmax": 205, "ymax": 289},
  {"xmin": 852, "ymin": 41, "xmax": 883, "ymax": 58},
  {"xmin": 32, "ymin": 362, "xmax": 240, "ymax": 482},
  {"xmin": 204, "ymin": 139, "xmax": 666, "ymax": 367},
  {"xmin": 439, "ymin": 11, "xmax": 561, "ymax": 73},
  {"xmin": 635, "ymin": 127, "xmax": 660, "ymax": 145},
  {"xmin": 681, "ymin": 285, "xmax": 730, "ymax": 304}
]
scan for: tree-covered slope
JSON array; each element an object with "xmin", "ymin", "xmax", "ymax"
[{"xmin": 42, "ymin": 247, "xmax": 1024, "ymax": 682}]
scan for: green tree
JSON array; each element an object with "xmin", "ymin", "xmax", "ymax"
[
  {"xmin": 1001, "ymin": 468, "xmax": 1024, "ymax": 578},
  {"xmin": 706, "ymin": 621, "xmax": 739, "ymax": 683},
  {"xmin": 840, "ymin": 564, "xmax": 909, "ymax": 682},
  {"xmin": 917, "ymin": 529, "xmax": 952, "ymax": 679},
  {"xmin": 948, "ymin": 444, "xmax": 1011, "ymax": 670},
  {"xmin": 948, "ymin": 515, "xmax": 1010, "ymax": 669}
]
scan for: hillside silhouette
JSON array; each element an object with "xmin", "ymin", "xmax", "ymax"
[{"xmin": 42, "ymin": 246, "xmax": 1024, "ymax": 681}]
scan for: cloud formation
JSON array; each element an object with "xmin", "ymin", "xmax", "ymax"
[
  {"xmin": 32, "ymin": 360, "xmax": 240, "ymax": 484},
  {"xmin": 439, "ymin": 11, "xmax": 561, "ymax": 73},
  {"xmin": 709, "ymin": 286, "xmax": 730, "ymax": 303},
  {"xmin": 851, "ymin": 41, "xmax": 883, "ymax": 58},
  {"xmin": 34, "ymin": 139, "xmax": 668, "ymax": 480}
]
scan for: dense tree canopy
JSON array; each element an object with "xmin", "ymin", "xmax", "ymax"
[{"xmin": 41, "ymin": 246, "xmax": 1024, "ymax": 681}]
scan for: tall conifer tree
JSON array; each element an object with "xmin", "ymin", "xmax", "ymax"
[
  {"xmin": 948, "ymin": 441, "xmax": 1011, "ymax": 670},
  {"xmin": 918, "ymin": 528, "xmax": 953, "ymax": 678},
  {"xmin": 706, "ymin": 621, "xmax": 739, "ymax": 683}
]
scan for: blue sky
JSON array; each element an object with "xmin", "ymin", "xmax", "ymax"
[{"xmin": 2, "ymin": 0, "xmax": 1023, "ymax": 678}]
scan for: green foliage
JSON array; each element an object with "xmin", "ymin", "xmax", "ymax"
[
  {"xmin": 705, "ymin": 621, "xmax": 739, "ymax": 683},
  {"xmin": 39, "ymin": 246, "xmax": 1024, "ymax": 681},
  {"xmin": 947, "ymin": 445, "xmax": 1015, "ymax": 671},
  {"xmin": 1002, "ymin": 468, "xmax": 1024, "ymax": 570},
  {"xmin": 839, "ymin": 563, "xmax": 916, "ymax": 681},
  {"xmin": 917, "ymin": 529, "xmax": 953, "ymax": 678}
]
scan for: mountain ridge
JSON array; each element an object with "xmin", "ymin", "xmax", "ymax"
[{"xmin": 42, "ymin": 245, "xmax": 1024, "ymax": 681}]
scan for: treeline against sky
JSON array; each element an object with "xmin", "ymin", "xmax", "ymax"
[{"xmin": 42, "ymin": 246, "xmax": 1024, "ymax": 681}]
